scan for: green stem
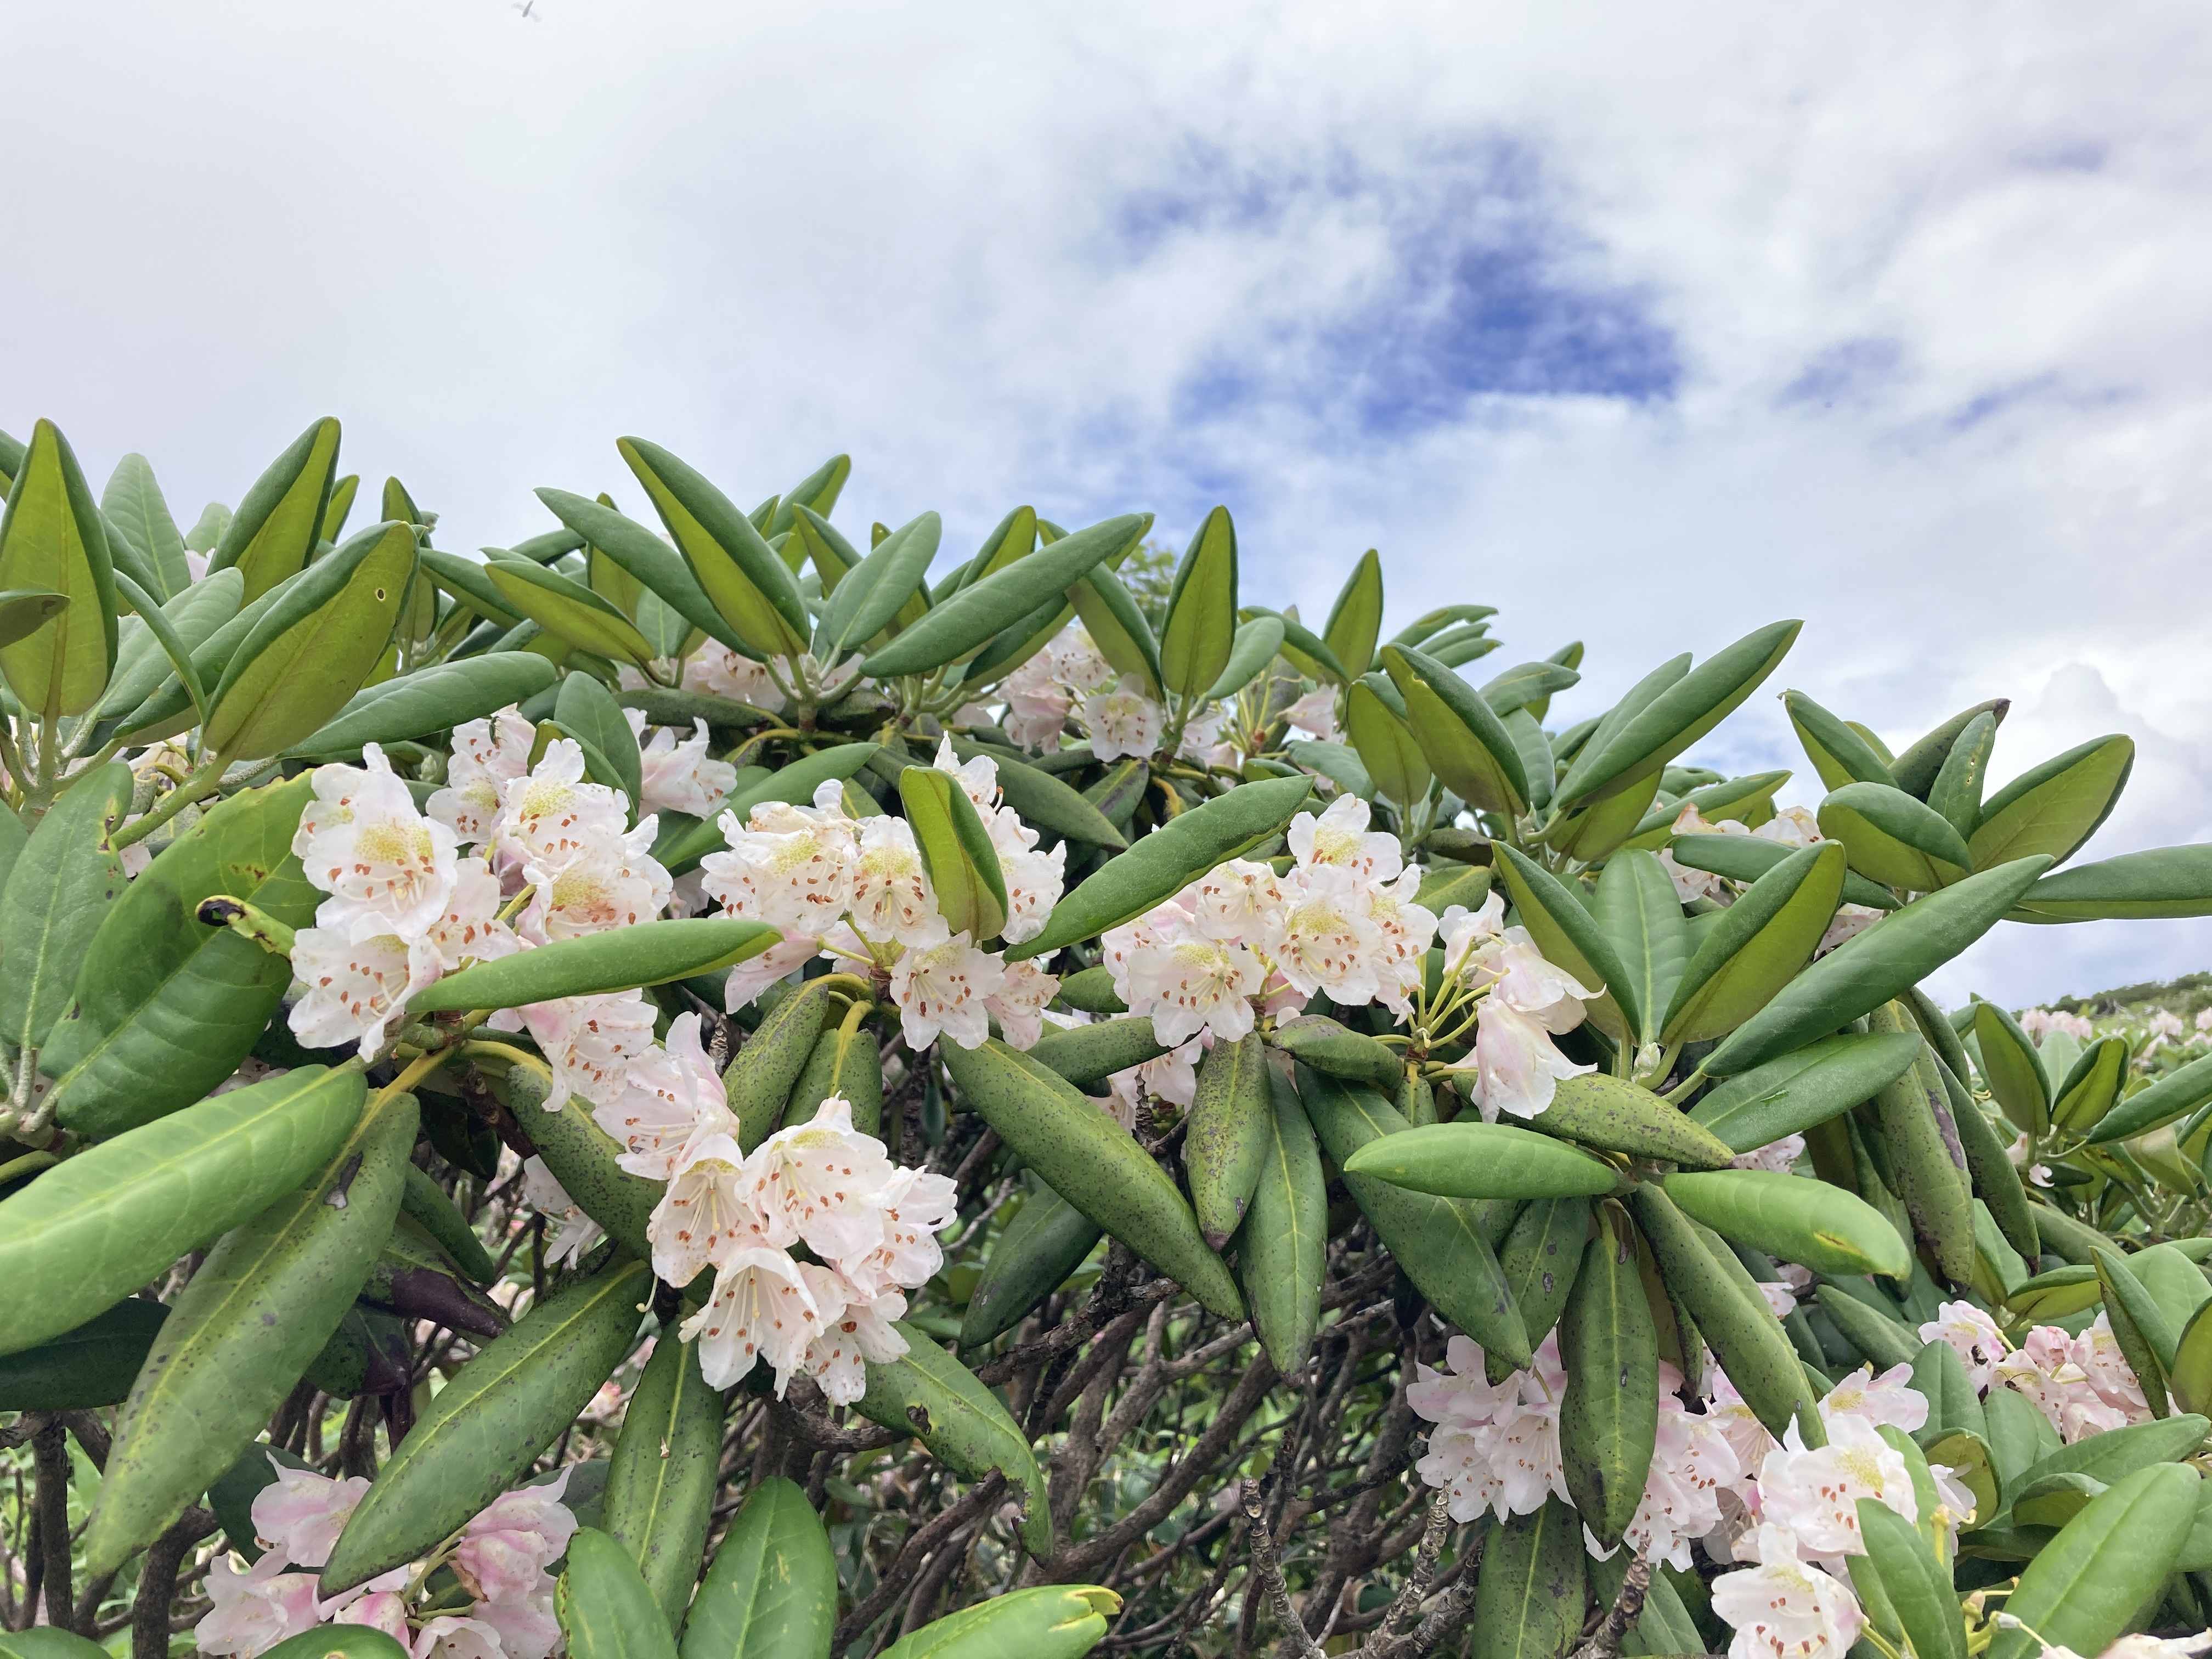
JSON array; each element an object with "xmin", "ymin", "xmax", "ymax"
[
  {"xmin": 111, "ymin": 757, "xmax": 227, "ymax": 850},
  {"xmin": 1661, "ymin": 1066, "xmax": 1708, "ymax": 1107}
]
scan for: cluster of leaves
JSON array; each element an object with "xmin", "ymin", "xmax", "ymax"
[{"xmin": 0, "ymin": 413, "xmax": 2210, "ymax": 1659}]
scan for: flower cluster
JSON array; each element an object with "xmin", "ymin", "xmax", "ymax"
[
  {"xmin": 699, "ymin": 740, "xmax": 1063, "ymax": 1051},
  {"xmin": 1921, "ymin": 1301, "xmax": 2152, "ymax": 1441},
  {"xmin": 2019, "ymin": 1006, "xmax": 2097, "ymax": 1042},
  {"xmin": 575, "ymin": 1010, "xmax": 956, "ymax": 1401},
  {"xmin": 996, "ymin": 627, "xmax": 1225, "ymax": 764},
  {"xmin": 198, "ymin": 1457, "xmax": 575, "ymax": 1659},
  {"xmin": 1432, "ymin": 891, "xmax": 1601, "ymax": 1121}
]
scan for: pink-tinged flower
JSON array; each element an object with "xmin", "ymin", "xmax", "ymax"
[
  {"xmin": 1618, "ymin": 1396, "xmax": 1743, "ymax": 1570},
  {"xmin": 251, "ymin": 1455, "xmax": 369, "ymax": 1567},
  {"xmin": 288, "ymin": 929, "xmax": 438, "ymax": 1054},
  {"xmin": 1407, "ymin": 1335, "xmax": 1516, "ymax": 1427},
  {"xmin": 1190, "ymin": 859, "xmax": 1284, "ymax": 946},
  {"xmin": 1920, "ymin": 1301, "xmax": 2007, "ymax": 1393},
  {"xmin": 1816, "ymin": 905, "xmax": 1883, "ymax": 957},
  {"xmin": 836, "ymin": 1164, "xmax": 958, "ymax": 1296},
  {"xmin": 889, "ymin": 933, "xmax": 1005, "ymax": 1050},
  {"xmin": 1415, "ymin": 1422, "xmax": 1507, "ymax": 1523},
  {"xmin": 470, "ymin": 1578, "xmax": 561, "ymax": 1659},
  {"xmin": 1080, "ymin": 674, "xmax": 1165, "ymax": 761},
  {"xmin": 845, "ymin": 815, "xmax": 947, "ymax": 949},
  {"xmin": 419, "ymin": 856, "xmax": 522, "ymax": 974},
  {"xmin": 1102, "ymin": 899, "xmax": 1198, "ymax": 1002},
  {"xmin": 1283, "ymin": 688, "xmax": 1340, "ymax": 743},
  {"xmin": 931, "ymin": 738, "xmax": 1001, "ymax": 813},
  {"xmin": 702, "ymin": 784, "xmax": 857, "ymax": 936},
  {"xmin": 2098, "ymin": 1636, "xmax": 2212, "ymax": 1659},
  {"xmin": 495, "ymin": 741, "xmax": 632, "ymax": 873},
  {"xmin": 521, "ymin": 1156, "xmax": 605, "ymax": 1267},
  {"xmin": 1755, "ymin": 805, "xmax": 1824, "ymax": 848},
  {"xmin": 2150, "ymin": 1009, "xmax": 2186, "ymax": 1040},
  {"xmin": 799, "ymin": 1272, "xmax": 910, "ymax": 1406},
  {"xmin": 680, "ymin": 1244, "xmax": 838, "ymax": 1392},
  {"xmin": 1704, "ymin": 1370, "xmax": 1781, "ymax": 1489},
  {"xmin": 651, "ymin": 1130, "xmax": 772, "ymax": 1286},
  {"xmin": 1106, "ymin": 1037, "xmax": 1202, "ymax": 1127},
  {"xmin": 741, "ymin": 1094, "xmax": 898, "ymax": 1261},
  {"xmin": 594, "ymin": 1013, "xmax": 736, "ymax": 1180},
  {"xmin": 520, "ymin": 816, "xmax": 672, "ymax": 944},
  {"xmin": 1288, "ymin": 794, "xmax": 1403, "ymax": 883},
  {"xmin": 1733, "ymin": 1133, "xmax": 1805, "ymax": 1175},
  {"xmin": 295, "ymin": 744, "xmax": 460, "ymax": 945},
  {"xmin": 518, "ymin": 989, "xmax": 659, "ymax": 1112},
  {"xmin": 1438, "ymin": 892, "xmax": 1507, "ymax": 979},
  {"xmin": 1362, "ymin": 866, "xmax": 1438, "ymax": 1016},
  {"xmin": 2068, "ymin": 1314, "xmax": 2154, "ymax": 1426},
  {"xmin": 411, "ymin": 1615, "xmax": 506, "ymax": 1659},
  {"xmin": 456, "ymin": 1468, "xmax": 577, "ymax": 1600},
  {"xmin": 1754, "ymin": 1413, "xmax": 1916, "ymax": 1560},
  {"xmin": 1998, "ymin": 1326, "xmax": 2133, "ymax": 1442},
  {"xmin": 1472, "ymin": 929, "xmax": 1595, "ymax": 1031},
  {"xmin": 684, "ymin": 644, "xmax": 786, "ymax": 710},
  {"xmin": 628, "ymin": 713, "xmax": 738, "ymax": 819},
  {"xmin": 196, "ymin": 1550, "xmax": 324, "ymax": 1656},
  {"xmin": 429, "ymin": 705, "xmax": 535, "ymax": 847},
  {"xmin": 985, "ymin": 958, "xmax": 1060, "ymax": 1049},
  {"xmin": 997, "ymin": 841, "xmax": 1066, "ymax": 945},
  {"xmin": 2005, "ymin": 1131, "xmax": 2055, "ymax": 1188},
  {"xmin": 1000, "ymin": 654, "xmax": 1075, "ymax": 751},
  {"xmin": 1266, "ymin": 865, "xmax": 1384, "ymax": 1003},
  {"xmin": 1819, "ymin": 1364, "xmax": 1929, "ymax": 1434},
  {"xmin": 1126, "ymin": 937, "xmax": 1264, "ymax": 1047},
  {"xmin": 1709, "ymin": 1523, "xmax": 1864, "ymax": 1659},
  {"xmin": 1469, "ymin": 998, "xmax": 1594, "ymax": 1121},
  {"xmin": 333, "ymin": 1591, "xmax": 412, "ymax": 1647},
  {"xmin": 721, "ymin": 928, "xmax": 826, "ymax": 1012},
  {"xmin": 1757, "ymin": 1281, "xmax": 1799, "ymax": 1321}
]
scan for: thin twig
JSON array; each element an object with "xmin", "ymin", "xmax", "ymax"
[{"xmin": 1241, "ymin": 1479, "xmax": 1324, "ymax": 1659}]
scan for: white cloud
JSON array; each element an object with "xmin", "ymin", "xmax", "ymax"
[{"xmin": 7, "ymin": 0, "xmax": 2211, "ymax": 1003}]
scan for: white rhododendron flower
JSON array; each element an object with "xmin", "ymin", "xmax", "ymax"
[
  {"xmin": 627, "ymin": 711, "xmax": 739, "ymax": 818},
  {"xmin": 196, "ymin": 1550, "xmax": 324, "ymax": 1656},
  {"xmin": 1919, "ymin": 1301, "xmax": 2007, "ymax": 1392},
  {"xmin": 680, "ymin": 1244, "xmax": 838, "ymax": 1394},
  {"xmin": 1709, "ymin": 1524, "xmax": 1864, "ymax": 1659},
  {"xmin": 1080, "ymin": 674, "xmax": 1166, "ymax": 761},
  {"xmin": 520, "ymin": 1157, "xmax": 605, "ymax": 1267},
  {"xmin": 288, "ymin": 930, "xmax": 433, "ymax": 1054},
  {"xmin": 517, "ymin": 990, "xmax": 661, "ymax": 1112},
  {"xmin": 520, "ymin": 817, "xmax": 672, "ymax": 943},
  {"xmin": 1753, "ymin": 1413, "xmax": 1916, "ymax": 1561},
  {"xmin": 251, "ymin": 1457, "xmax": 369, "ymax": 1567},
  {"xmin": 428, "ymin": 705, "xmax": 535, "ymax": 847},
  {"xmin": 294, "ymin": 743, "xmax": 459, "ymax": 944},
  {"xmin": 651, "ymin": 1130, "xmax": 768, "ymax": 1287},
  {"xmin": 1816, "ymin": 1363, "xmax": 1928, "ymax": 1434},
  {"xmin": 702, "ymin": 783, "xmax": 858, "ymax": 935},
  {"xmin": 890, "ymin": 933, "xmax": 1005, "ymax": 1050},
  {"xmin": 595, "ymin": 1013, "xmax": 736, "ymax": 1180},
  {"xmin": 741, "ymin": 1096, "xmax": 900, "ymax": 1261},
  {"xmin": 494, "ymin": 741, "xmax": 631, "ymax": 873}
]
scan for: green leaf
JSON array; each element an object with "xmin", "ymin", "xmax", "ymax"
[
  {"xmin": 1783, "ymin": 689, "xmax": 1897, "ymax": 790},
  {"xmin": 727, "ymin": 979, "xmax": 838, "ymax": 1152},
  {"xmin": 0, "ymin": 762, "xmax": 129, "ymax": 1052},
  {"xmin": 1891, "ymin": 698, "xmax": 2011, "ymax": 799},
  {"xmin": 1973, "ymin": 1001, "xmax": 2052, "ymax": 1136},
  {"xmin": 489, "ymin": 557, "xmax": 654, "ymax": 665},
  {"xmin": 410, "ymin": 918, "xmax": 780, "ymax": 1012},
  {"xmin": 652, "ymin": 745, "xmax": 883, "ymax": 873},
  {"xmin": 257, "ymin": 1632, "xmax": 408, "ymax": 1659},
  {"xmin": 1927, "ymin": 709, "xmax": 1999, "ymax": 842},
  {"xmin": 1526, "ymin": 1073, "xmax": 1733, "ymax": 1167},
  {"xmin": 1663, "ymin": 1169, "xmax": 1911, "ymax": 1278},
  {"xmin": 814, "ymin": 510, "xmax": 939, "ymax": 656},
  {"xmin": 1969, "ymin": 735, "xmax": 2135, "ymax": 870},
  {"xmin": 960, "ymin": 1181, "xmax": 1103, "ymax": 1350},
  {"xmin": 1911, "ymin": 1338, "xmax": 1989, "ymax": 1445},
  {"xmin": 1471, "ymin": 1498, "xmax": 1587, "ymax": 1659},
  {"xmin": 1481, "ymin": 659, "xmax": 1581, "ymax": 717},
  {"xmin": 2050, "ymin": 1035, "xmax": 2128, "ymax": 1135},
  {"xmin": 206, "ymin": 416, "xmax": 342, "ymax": 601},
  {"xmin": 1874, "ymin": 1033, "xmax": 1976, "ymax": 1286},
  {"xmin": 1555, "ymin": 621, "xmax": 1801, "ymax": 808},
  {"xmin": 534, "ymin": 490, "xmax": 749, "ymax": 658},
  {"xmin": 1818, "ymin": 781, "xmax": 1973, "ymax": 890},
  {"xmin": 1593, "ymin": 849, "xmax": 1688, "ymax": 1044},
  {"xmin": 1988, "ymin": 1464, "xmax": 2200, "ymax": 1659},
  {"xmin": 2010, "ymin": 840, "xmax": 2212, "ymax": 923},
  {"xmin": 1340, "ymin": 1120, "xmax": 1618, "ymax": 1200},
  {"xmin": 1661, "ymin": 842, "xmax": 1846, "ymax": 1044},
  {"xmin": 106, "ymin": 569, "xmax": 206, "ymax": 726},
  {"xmin": 1159, "ymin": 506, "xmax": 1239, "ymax": 696},
  {"xmin": 1380, "ymin": 644, "xmax": 1528, "ymax": 818},
  {"xmin": 618, "ymin": 439, "xmax": 809, "ymax": 657},
  {"xmin": 606, "ymin": 1329, "xmax": 727, "ymax": 1630},
  {"xmin": 45, "ymin": 775, "xmax": 319, "ymax": 1137},
  {"xmin": 1493, "ymin": 844, "xmax": 1639, "ymax": 1042},
  {"xmin": 1298, "ymin": 1069, "xmax": 1528, "ymax": 1368},
  {"xmin": 1323, "ymin": 549, "xmax": 1384, "ymax": 682},
  {"xmin": 1267, "ymin": 1014, "xmax": 1402, "ymax": 1091},
  {"xmin": 948, "ymin": 741, "xmax": 1128, "ymax": 851},
  {"xmin": 1205, "ymin": 614, "xmax": 1284, "ymax": 702},
  {"xmin": 286, "ymin": 654, "xmax": 558, "ymax": 758},
  {"xmin": 415, "ymin": 547, "xmax": 523, "ymax": 628},
  {"xmin": 2006, "ymin": 1263, "xmax": 2103, "ymax": 1322},
  {"xmin": 2168, "ymin": 1301, "xmax": 2212, "ymax": 1419},
  {"xmin": 1500, "ymin": 1197, "xmax": 1589, "ymax": 1351},
  {"xmin": 1251, "ymin": 605, "xmax": 1348, "ymax": 685},
  {"xmin": 559, "ymin": 1527, "xmax": 680, "ymax": 1659},
  {"xmin": 400, "ymin": 1163, "xmax": 499, "ymax": 1284},
  {"xmin": 518, "ymin": 1085, "xmax": 661, "ymax": 1261},
  {"xmin": 1856, "ymin": 1500, "xmax": 1966, "ymax": 1659},
  {"xmin": 1815, "ymin": 1284, "xmax": 1921, "ymax": 1372},
  {"xmin": 1183, "ymin": 1032, "xmax": 1275, "ymax": 1248},
  {"xmin": 1666, "ymin": 830, "xmax": 1899, "ymax": 911},
  {"xmin": 325, "ymin": 1257, "xmax": 651, "ymax": 1592},
  {"xmin": 323, "ymin": 473, "xmax": 362, "ymax": 545},
  {"xmin": 900, "ymin": 765, "xmax": 1010, "ymax": 941},
  {"xmin": 937, "ymin": 1039, "xmax": 1243, "ymax": 1319},
  {"xmin": 941, "ymin": 506, "xmax": 1039, "ymax": 602},
  {"xmin": 1701, "ymin": 857, "xmax": 2053, "ymax": 1076},
  {"xmin": 853, "ymin": 1320, "xmax": 1052, "ymax": 1555},
  {"xmin": 1690, "ymin": 1031, "xmax": 1925, "ymax": 1154},
  {"xmin": 1241, "ymin": 1066, "xmax": 1325, "ymax": 1374},
  {"xmin": 783, "ymin": 1022, "xmax": 884, "ymax": 1138},
  {"xmin": 1937, "ymin": 1057, "xmax": 2040, "ymax": 1262},
  {"xmin": 876, "ymin": 1587, "xmax": 1119, "ymax": 1659},
  {"xmin": 101, "ymin": 453, "xmax": 193, "ymax": 602},
  {"xmin": 1561, "ymin": 1204, "xmax": 1658, "ymax": 1548},
  {"xmin": 0, "ymin": 420, "xmax": 118, "ymax": 718},
  {"xmin": 1620, "ymin": 770, "xmax": 1793, "ymax": 851},
  {"xmin": 0, "ymin": 1066, "xmax": 366, "ymax": 1357},
  {"xmin": 84, "ymin": 1091, "xmax": 415, "ymax": 1572},
  {"xmin": 2087, "ymin": 1049, "xmax": 2212, "ymax": 1143},
  {"xmin": 92, "ymin": 568, "xmax": 242, "ymax": 724},
  {"xmin": 789, "ymin": 504, "xmax": 860, "ymax": 595},
  {"xmin": 555, "ymin": 670, "xmax": 645, "ymax": 813},
  {"xmin": 0, "ymin": 1299, "xmax": 168, "ymax": 1410},
  {"xmin": 206, "ymin": 522, "xmax": 417, "ymax": 761},
  {"xmin": 1026, "ymin": 1016, "xmax": 1166, "ymax": 1088},
  {"xmin": 1006, "ymin": 774, "xmax": 1313, "ymax": 961},
  {"xmin": 1344, "ymin": 681, "xmax": 1430, "ymax": 808},
  {"xmin": 1065, "ymin": 567, "xmax": 1161, "ymax": 695},
  {"xmin": 681, "ymin": 1477, "xmax": 837, "ymax": 1659},
  {"xmin": 865, "ymin": 514, "xmax": 1148, "ymax": 679}
]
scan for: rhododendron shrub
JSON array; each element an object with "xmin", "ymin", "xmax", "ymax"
[{"xmin": 2, "ymin": 424, "xmax": 2211, "ymax": 1659}]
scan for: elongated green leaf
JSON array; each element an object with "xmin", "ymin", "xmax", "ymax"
[
  {"xmin": 1988, "ymin": 1463, "xmax": 2200, "ymax": 1659},
  {"xmin": 1620, "ymin": 769, "xmax": 1793, "ymax": 850},
  {"xmin": 1561, "ymin": 1205, "xmax": 1657, "ymax": 1548},
  {"xmin": 0, "ymin": 1066, "xmax": 366, "ymax": 1357},
  {"xmin": 0, "ymin": 420, "xmax": 119, "ymax": 718},
  {"xmin": 2009, "ymin": 843, "xmax": 2212, "ymax": 922},
  {"xmin": 46, "ymin": 775, "xmax": 318, "ymax": 1137},
  {"xmin": 1972, "ymin": 1000, "xmax": 2051, "ymax": 1135},
  {"xmin": 1891, "ymin": 698, "xmax": 2011, "ymax": 799},
  {"xmin": 1323, "ymin": 549, "xmax": 1384, "ymax": 681},
  {"xmin": 1242, "ymin": 1066, "xmax": 1325, "ymax": 1374},
  {"xmin": 1026, "ymin": 1017, "xmax": 1166, "ymax": 1087},
  {"xmin": 681, "ymin": 1476, "xmax": 837, "ymax": 1659},
  {"xmin": 1970, "ymin": 736, "xmax": 2134, "ymax": 869},
  {"xmin": 606, "ymin": 1329, "xmax": 727, "ymax": 1630},
  {"xmin": 949, "ymin": 741, "xmax": 1127, "ymax": 850},
  {"xmin": 877, "ymin": 1587, "xmax": 1118, "ymax": 1659},
  {"xmin": 1342, "ymin": 1121, "xmax": 1618, "ymax": 1200},
  {"xmin": 1926, "ymin": 708, "xmax": 1998, "ymax": 842},
  {"xmin": 784, "ymin": 1022, "xmax": 884, "ymax": 1138},
  {"xmin": 1159, "ymin": 506, "xmax": 1238, "ymax": 696},
  {"xmin": 618, "ymin": 439, "xmax": 809, "ymax": 657},
  {"xmin": 854, "ymin": 1319, "xmax": 1052, "ymax": 1555},
  {"xmin": 560, "ymin": 1526, "xmax": 679, "ymax": 1659},
  {"xmin": 324, "ymin": 1256, "xmax": 651, "ymax": 1592},
  {"xmin": 1556, "ymin": 621, "xmax": 1801, "ymax": 808},
  {"xmin": 0, "ymin": 763, "xmax": 130, "ymax": 1052},
  {"xmin": 1481, "ymin": 659, "xmax": 1580, "ymax": 717},
  {"xmin": 92, "ymin": 568, "xmax": 243, "ymax": 723},
  {"xmin": 85, "ymin": 1092, "xmax": 416, "ymax": 1572},
  {"xmin": 1526, "ymin": 1073, "xmax": 1732, "ymax": 1167},
  {"xmin": 727, "ymin": 978, "xmax": 837, "ymax": 1151},
  {"xmin": 1206, "ymin": 614, "xmax": 1285, "ymax": 702},
  {"xmin": 255, "ymin": 1631, "xmax": 408, "ymax": 1659},
  {"xmin": 1666, "ymin": 830, "xmax": 1900, "ymax": 911},
  {"xmin": 323, "ymin": 473, "xmax": 362, "ymax": 545},
  {"xmin": 1934, "ymin": 1055, "xmax": 2039, "ymax": 1261},
  {"xmin": 0, "ymin": 1300, "xmax": 168, "ymax": 1410},
  {"xmin": 1345, "ymin": 681, "xmax": 1430, "ymax": 808},
  {"xmin": 534, "ymin": 490, "xmax": 749, "ymax": 658},
  {"xmin": 519, "ymin": 1085, "xmax": 661, "ymax": 1261},
  {"xmin": 206, "ymin": 522, "xmax": 416, "ymax": 761},
  {"xmin": 1784, "ymin": 689, "xmax": 1897, "ymax": 790},
  {"xmin": 790, "ymin": 504, "xmax": 861, "ymax": 594},
  {"xmin": 101, "ymin": 453, "xmax": 193, "ymax": 602},
  {"xmin": 2050, "ymin": 1035, "xmax": 2127, "ymax": 1135},
  {"xmin": 1875, "ymin": 1035, "xmax": 1975, "ymax": 1286},
  {"xmin": 901, "ymin": 766, "xmax": 1009, "ymax": 941},
  {"xmin": 1816, "ymin": 1284, "xmax": 1920, "ymax": 1372},
  {"xmin": 1006, "ymin": 774, "xmax": 1312, "ymax": 961},
  {"xmin": 2089, "ymin": 1049, "xmax": 2212, "ymax": 1143},
  {"xmin": 1268, "ymin": 1014, "xmax": 1401, "ymax": 1091},
  {"xmin": 1665, "ymin": 1169, "xmax": 1910, "ymax": 1278},
  {"xmin": 113, "ymin": 572, "xmax": 296, "ymax": 743},
  {"xmin": 938, "ymin": 1039, "xmax": 1243, "ymax": 1319},
  {"xmin": 556, "ymin": 670, "xmax": 645, "ymax": 812},
  {"xmin": 1819, "ymin": 781, "xmax": 1972, "ymax": 889},
  {"xmin": 1661, "ymin": 842, "xmax": 1845, "ymax": 1043},
  {"xmin": 1250, "ymin": 605, "xmax": 1347, "ymax": 685},
  {"xmin": 410, "ymin": 918, "xmax": 778, "ymax": 1012},
  {"xmin": 815, "ymin": 509, "xmax": 939, "ymax": 656},
  {"xmin": 1183, "ymin": 1032, "xmax": 1274, "ymax": 1247},
  {"xmin": 489, "ymin": 557, "xmax": 654, "ymax": 665},
  {"xmin": 1500, "ymin": 1197, "xmax": 1589, "ymax": 1352},
  {"xmin": 1593, "ymin": 850, "xmax": 1688, "ymax": 1045},
  {"xmin": 1702, "ymin": 856, "xmax": 2052, "ymax": 1076},
  {"xmin": 1857, "ymin": 1500, "xmax": 1966, "ymax": 1659},
  {"xmin": 1065, "ymin": 567, "xmax": 1161, "ymax": 695},
  {"xmin": 207, "ymin": 417, "xmax": 342, "ymax": 601},
  {"xmin": 1690, "ymin": 1031, "xmax": 1924, "ymax": 1153},
  {"xmin": 1471, "ymin": 1498, "xmax": 1586, "ymax": 1659},
  {"xmin": 1493, "ymin": 844, "xmax": 1638, "ymax": 1042},
  {"xmin": 287, "ymin": 654, "xmax": 557, "ymax": 758},
  {"xmin": 960, "ymin": 1181, "xmax": 1103, "ymax": 1350},
  {"xmin": 1380, "ymin": 644, "xmax": 1528, "ymax": 818},
  {"xmin": 865, "ymin": 514, "xmax": 1148, "ymax": 679}
]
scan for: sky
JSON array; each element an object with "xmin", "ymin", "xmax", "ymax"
[{"xmin": 8, "ymin": 1, "xmax": 2212, "ymax": 1007}]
